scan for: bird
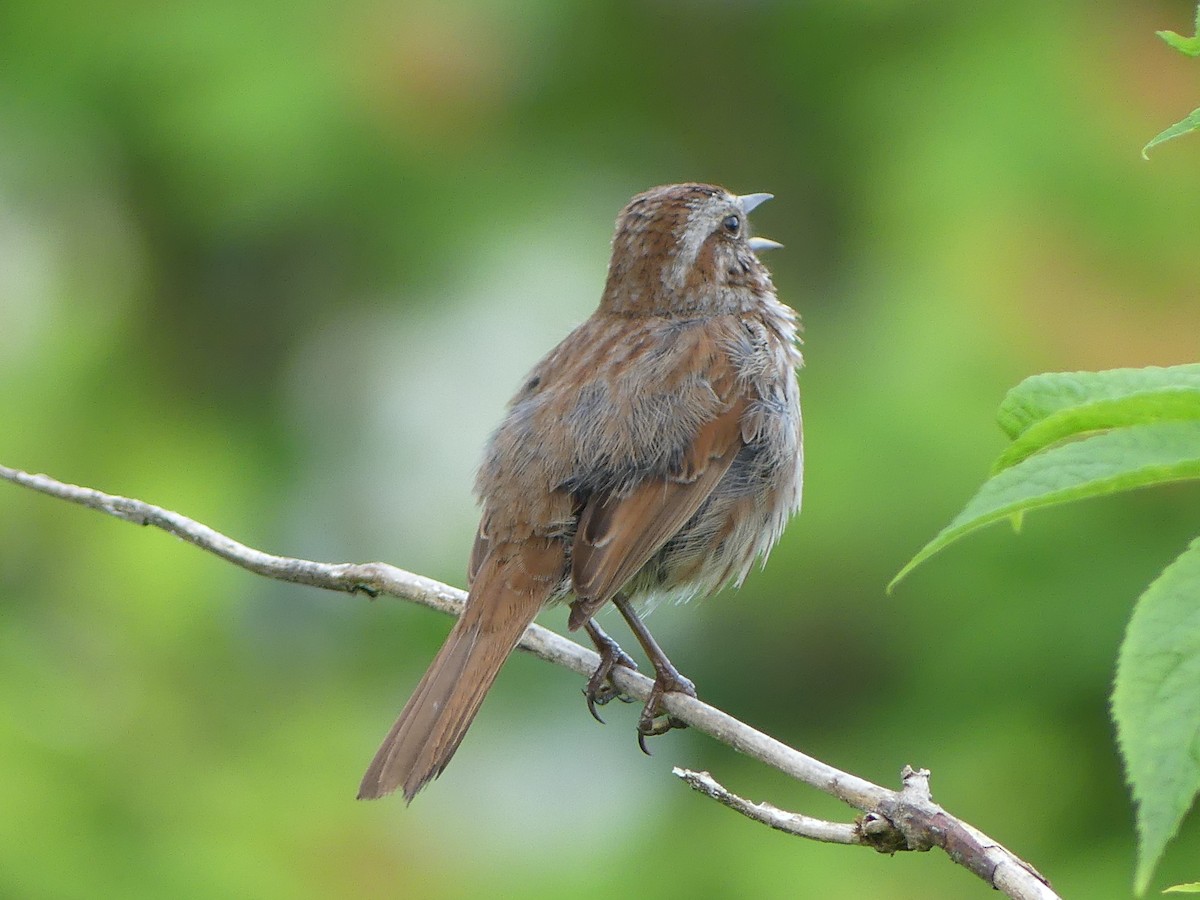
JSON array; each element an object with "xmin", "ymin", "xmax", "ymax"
[{"xmin": 358, "ymin": 182, "xmax": 803, "ymax": 802}]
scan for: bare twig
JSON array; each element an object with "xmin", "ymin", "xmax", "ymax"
[
  {"xmin": 672, "ymin": 768, "xmax": 861, "ymax": 844},
  {"xmin": 0, "ymin": 464, "xmax": 1060, "ymax": 900}
]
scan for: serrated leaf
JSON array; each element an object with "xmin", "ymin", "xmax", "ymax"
[
  {"xmin": 1143, "ymin": 107, "xmax": 1200, "ymax": 159},
  {"xmin": 1113, "ymin": 538, "xmax": 1200, "ymax": 896},
  {"xmin": 997, "ymin": 365, "xmax": 1200, "ymax": 440},
  {"xmin": 1165, "ymin": 885, "xmax": 1200, "ymax": 894},
  {"xmin": 890, "ymin": 421, "xmax": 1200, "ymax": 590}
]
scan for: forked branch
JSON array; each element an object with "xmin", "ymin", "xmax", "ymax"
[{"xmin": 0, "ymin": 464, "xmax": 1058, "ymax": 900}]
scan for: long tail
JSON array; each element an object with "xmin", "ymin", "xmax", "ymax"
[{"xmin": 357, "ymin": 546, "xmax": 558, "ymax": 802}]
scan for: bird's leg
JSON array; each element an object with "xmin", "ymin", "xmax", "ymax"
[
  {"xmin": 611, "ymin": 595, "xmax": 696, "ymax": 753},
  {"xmin": 577, "ymin": 611, "xmax": 639, "ymax": 723}
]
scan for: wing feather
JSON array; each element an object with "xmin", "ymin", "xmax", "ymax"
[{"xmin": 567, "ymin": 398, "xmax": 746, "ymax": 628}]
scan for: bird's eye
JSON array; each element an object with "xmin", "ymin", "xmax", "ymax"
[{"xmin": 722, "ymin": 214, "xmax": 740, "ymax": 235}]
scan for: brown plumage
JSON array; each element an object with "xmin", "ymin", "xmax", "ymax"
[{"xmin": 358, "ymin": 183, "xmax": 803, "ymax": 802}]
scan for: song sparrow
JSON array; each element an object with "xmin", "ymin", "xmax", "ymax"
[{"xmin": 358, "ymin": 183, "xmax": 803, "ymax": 802}]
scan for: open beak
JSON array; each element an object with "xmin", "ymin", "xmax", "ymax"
[
  {"xmin": 738, "ymin": 192, "xmax": 773, "ymax": 214},
  {"xmin": 747, "ymin": 237, "xmax": 783, "ymax": 252},
  {"xmin": 737, "ymin": 193, "xmax": 783, "ymax": 252}
]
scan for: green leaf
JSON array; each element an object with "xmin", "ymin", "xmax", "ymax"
[
  {"xmin": 997, "ymin": 365, "xmax": 1200, "ymax": 441},
  {"xmin": 1113, "ymin": 538, "xmax": 1200, "ymax": 896},
  {"xmin": 1165, "ymin": 885, "xmax": 1200, "ymax": 894},
  {"xmin": 890, "ymin": 421, "xmax": 1200, "ymax": 590},
  {"xmin": 992, "ymin": 366, "xmax": 1200, "ymax": 471},
  {"xmin": 1156, "ymin": 4, "xmax": 1200, "ymax": 56},
  {"xmin": 1142, "ymin": 107, "xmax": 1200, "ymax": 159},
  {"xmin": 995, "ymin": 392, "xmax": 1200, "ymax": 473},
  {"xmin": 1157, "ymin": 30, "xmax": 1200, "ymax": 56}
]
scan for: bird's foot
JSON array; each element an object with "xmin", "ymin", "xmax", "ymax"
[
  {"xmin": 636, "ymin": 665, "xmax": 696, "ymax": 755},
  {"xmin": 582, "ymin": 622, "xmax": 639, "ymax": 723}
]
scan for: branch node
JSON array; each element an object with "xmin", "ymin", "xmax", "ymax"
[
  {"xmin": 857, "ymin": 812, "xmax": 908, "ymax": 855},
  {"xmin": 900, "ymin": 764, "xmax": 933, "ymax": 801}
]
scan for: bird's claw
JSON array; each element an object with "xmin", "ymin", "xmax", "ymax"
[
  {"xmin": 583, "ymin": 636, "xmax": 638, "ymax": 724},
  {"xmin": 635, "ymin": 669, "xmax": 696, "ymax": 754}
]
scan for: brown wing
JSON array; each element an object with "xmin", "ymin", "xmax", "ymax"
[{"xmin": 567, "ymin": 397, "xmax": 746, "ymax": 629}]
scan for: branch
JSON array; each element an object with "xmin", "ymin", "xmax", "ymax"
[
  {"xmin": 672, "ymin": 767, "xmax": 861, "ymax": 844},
  {"xmin": 674, "ymin": 765, "xmax": 1054, "ymax": 899},
  {"xmin": 0, "ymin": 464, "xmax": 1059, "ymax": 900}
]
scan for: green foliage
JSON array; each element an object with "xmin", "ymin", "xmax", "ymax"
[
  {"xmin": 1157, "ymin": 4, "xmax": 1200, "ymax": 57},
  {"xmin": 1143, "ymin": 109, "xmax": 1200, "ymax": 160},
  {"xmin": 1115, "ymin": 539, "xmax": 1200, "ymax": 895},
  {"xmin": 1144, "ymin": 4, "xmax": 1200, "ymax": 157},
  {"xmin": 891, "ymin": 365, "xmax": 1200, "ymax": 589},
  {"xmin": 993, "ymin": 366, "xmax": 1200, "ymax": 469},
  {"xmin": 895, "ymin": 364, "xmax": 1200, "ymax": 893},
  {"xmin": 1166, "ymin": 885, "xmax": 1200, "ymax": 894}
]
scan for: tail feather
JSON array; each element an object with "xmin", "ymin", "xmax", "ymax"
[{"xmin": 357, "ymin": 548, "xmax": 557, "ymax": 801}]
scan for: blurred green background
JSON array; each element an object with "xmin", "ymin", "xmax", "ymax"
[{"xmin": 2, "ymin": 1, "xmax": 1199, "ymax": 897}]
